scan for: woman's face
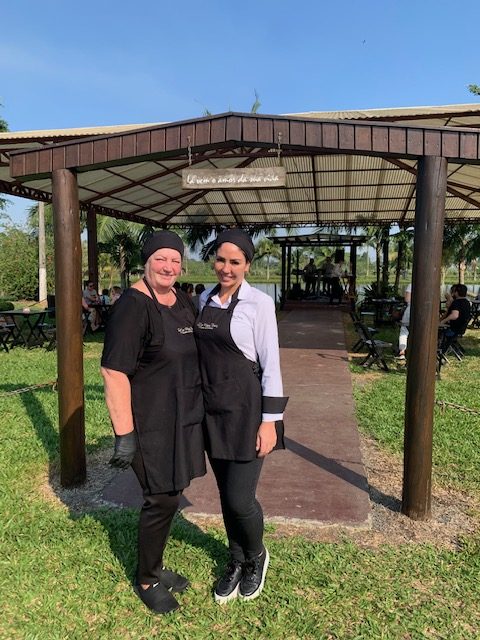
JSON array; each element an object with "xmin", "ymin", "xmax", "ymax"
[
  {"xmin": 145, "ymin": 248, "xmax": 182, "ymax": 290},
  {"xmin": 214, "ymin": 242, "xmax": 250, "ymax": 289}
]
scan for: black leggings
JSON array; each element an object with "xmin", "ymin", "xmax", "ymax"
[
  {"xmin": 131, "ymin": 455, "xmax": 180, "ymax": 585},
  {"xmin": 209, "ymin": 457, "xmax": 264, "ymax": 563}
]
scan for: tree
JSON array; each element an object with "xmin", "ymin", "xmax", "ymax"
[
  {"xmin": 363, "ymin": 225, "xmax": 390, "ymax": 293},
  {"xmin": 0, "ymin": 221, "xmax": 39, "ymax": 299},
  {"xmin": 468, "ymin": 84, "xmax": 480, "ymax": 96},
  {"xmin": 97, "ymin": 217, "xmax": 149, "ymax": 289},
  {"xmin": 253, "ymin": 237, "xmax": 281, "ymax": 280},
  {"xmin": 391, "ymin": 228, "xmax": 414, "ymax": 291},
  {"xmin": 442, "ymin": 223, "xmax": 480, "ymax": 284},
  {"xmin": 202, "ymin": 90, "xmax": 261, "ymax": 116}
]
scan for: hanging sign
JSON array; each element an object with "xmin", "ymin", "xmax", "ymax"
[{"xmin": 182, "ymin": 166, "xmax": 286, "ymax": 189}]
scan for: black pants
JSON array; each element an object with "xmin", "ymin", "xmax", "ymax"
[
  {"xmin": 131, "ymin": 454, "xmax": 180, "ymax": 585},
  {"xmin": 210, "ymin": 457, "xmax": 264, "ymax": 563}
]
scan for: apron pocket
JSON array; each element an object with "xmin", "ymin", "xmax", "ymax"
[
  {"xmin": 203, "ymin": 378, "xmax": 245, "ymax": 414},
  {"xmin": 177, "ymin": 384, "xmax": 204, "ymax": 427}
]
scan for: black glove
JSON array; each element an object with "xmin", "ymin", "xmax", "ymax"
[{"xmin": 109, "ymin": 431, "xmax": 137, "ymax": 469}]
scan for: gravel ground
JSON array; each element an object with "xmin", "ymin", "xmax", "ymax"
[{"xmin": 42, "ymin": 435, "xmax": 479, "ymax": 550}]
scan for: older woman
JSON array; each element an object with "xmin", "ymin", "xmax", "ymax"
[
  {"xmin": 194, "ymin": 228, "xmax": 288, "ymax": 603},
  {"xmin": 101, "ymin": 230, "xmax": 206, "ymax": 615}
]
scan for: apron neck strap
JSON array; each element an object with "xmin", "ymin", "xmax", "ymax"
[
  {"xmin": 143, "ymin": 277, "xmax": 178, "ymax": 314},
  {"xmin": 206, "ymin": 283, "xmax": 241, "ymax": 308}
]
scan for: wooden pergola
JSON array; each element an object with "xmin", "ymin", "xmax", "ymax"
[
  {"xmin": 269, "ymin": 231, "xmax": 367, "ymax": 303},
  {"xmin": 6, "ymin": 110, "xmax": 480, "ymax": 521}
]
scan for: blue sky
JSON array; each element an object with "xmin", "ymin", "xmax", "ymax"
[{"xmin": 2, "ymin": 0, "xmax": 480, "ymax": 224}]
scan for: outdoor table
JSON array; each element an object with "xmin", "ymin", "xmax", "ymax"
[
  {"xmin": 371, "ymin": 298, "xmax": 398, "ymax": 324},
  {"xmin": 90, "ymin": 303, "xmax": 111, "ymax": 327},
  {"xmin": 3, "ymin": 309, "xmax": 50, "ymax": 347}
]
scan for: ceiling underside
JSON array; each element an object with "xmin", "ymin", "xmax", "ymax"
[
  {"xmin": 9, "ymin": 151, "xmax": 480, "ymax": 227},
  {"xmin": 3, "ymin": 105, "xmax": 480, "ymax": 227}
]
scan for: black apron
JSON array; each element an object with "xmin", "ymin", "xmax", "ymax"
[
  {"xmin": 131, "ymin": 280, "xmax": 206, "ymax": 494},
  {"xmin": 194, "ymin": 285, "xmax": 284, "ymax": 461}
]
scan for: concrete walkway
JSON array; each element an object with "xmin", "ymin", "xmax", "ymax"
[{"xmin": 102, "ymin": 306, "xmax": 371, "ymax": 527}]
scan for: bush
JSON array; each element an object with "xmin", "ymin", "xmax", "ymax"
[{"xmin": 0, "ymin": 301, "xmax": 14, "ymax": 311}]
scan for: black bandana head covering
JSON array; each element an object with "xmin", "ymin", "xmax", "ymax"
[
  {"xmin": 141, "ymin": 230, "xmax": 184, "ymax": 264},
  {"xmin": 214, "ymin": 228, "xmax": 255, "ymax": 262}
]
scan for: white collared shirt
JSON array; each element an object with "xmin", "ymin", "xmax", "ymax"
[{"xmin": 199, "ymin": 280, "xmax": 284, "ymax": 421}]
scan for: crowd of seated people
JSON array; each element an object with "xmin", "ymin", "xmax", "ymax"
[
  {"xmin": 394, "ymin": 282, "xmax": 471, "ymax": 365},
  {"xmin": 82, "ymin": 283, "xmax": 123, "ymax": 332}
]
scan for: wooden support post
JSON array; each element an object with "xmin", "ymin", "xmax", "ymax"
[
  {"xmin": 52, "ymin": 169, "xmax": 86, "ymax": 487},
  {"xmin": 351, "ymin": 244, "xmax": 357, "ymax": 294},
  {"xmin": 281, "ymin": 244, "xmax": 286, "ymax": 309},
  {"xmin": 86, "ymin": 208, "xmax": 98, "ymax": 292},
  {"xmin": 287, "ymin": 246, "xmax": 292, "ymax": 292},
  {"xmin": 350, "ymin": 244, "xmax": 357, "ymax": 310},
  {"xmin": 402, "ymin": 156, "xmax": 447, "ymax": 520},
  {"xmin": 381, "ymin": 228, "xmax": 390, "ymax": 290}
]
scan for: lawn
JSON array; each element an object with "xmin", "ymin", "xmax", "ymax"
[{"xmin": 1, "ymin": 329, "xmax": 479, "ymax": 639}]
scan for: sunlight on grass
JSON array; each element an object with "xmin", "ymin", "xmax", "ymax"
[{"xmin": 1, "ymin": 332, "xmax": 480, "ymax": 638}]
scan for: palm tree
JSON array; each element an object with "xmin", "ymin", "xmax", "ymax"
[
  {"xmin": 391, "ymin": 228, "xmax": 414, "ymax": 291},
  {"xmin": 442, "ymin": 223, "xmax": 480, "ymax": 285},
  {"xmin": 97, "ymin": 217, "xmax": 151, "ymax": 289},
  {"xmin": 363, "ymin": 225, "xmax": 390, "ymax": 294},
  {"xmin": 254, "ymin": 236, "xmax": 281, "ymax": 280}
]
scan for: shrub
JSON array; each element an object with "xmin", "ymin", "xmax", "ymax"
[{"xmin": 0, "ymin": 301, "xmax": 14, "ymax": 311}]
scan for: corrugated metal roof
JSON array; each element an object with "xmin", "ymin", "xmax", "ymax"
[
  {"xmin": 0, "ymin": 122, "xmax": 164, "ymax": 142},
  {"xmin": 3, "ymin": 107, "xmax": 480, "ymax": 226},
  {"xmin": 288, "ymin": 103, "xmax": 480, "ymax": 126}
]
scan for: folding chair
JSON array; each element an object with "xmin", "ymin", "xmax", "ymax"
[
  {"xmin": 350, "ymin": 312, "xmax": 378, "ymax": 353},
  {"xmin": 357, "ymin": 322, "xmax": 392, "ymax": 371},
  {"xmin": 0, "ymin": 325, "xmax": 10, "ymax": 352}
]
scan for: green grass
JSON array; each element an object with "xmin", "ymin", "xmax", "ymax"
[
  {"xmin": 349, "ymin": 324, "xmax": 480, "ymax": 495},
  {"xmin": 1, "ymin": 334, "xmax": 480, "ymax": 639}
]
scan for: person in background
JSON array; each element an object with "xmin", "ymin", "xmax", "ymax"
[
  {"xmin": 83, "ymin": 281, "xmax": 100, "ymax": 304},
  {"xmin": 83, "ymin": 281, "xmax": 101, "ymax": 329},
  {"xmin": 195, "ymin": 228, "xmax": 288, "ymax": 604},
  {"xmin": 109, "ymin": 286, "xmax": 123, "ymax": 304},
  {"xmin": 439, "ymin": 283, "xmax": 471, "ymax": 351},
  {"xmin": 395, "ymin": 284, "xmax": 412, "ymax": 362},
  {"xmin": 81, "ymin": 292, "xmax": 100, "ymax": 332},
  {"xmin": 192, "ymin": 283, "xmax": 205, "ymax": 311},
  {"xmin": 181, "ymin": 282, "xmax": 194, "ymax": 297},
  {"xmin": 100, "ymin": 288, "xmax": 111, "ymax": 305},
  {"xmin": 329, "ymin": 261, "xmax": 344, "ymax": 304},
  {"xmin": 101, "ymin": 230, "xmax": 206, "ymax": 615},
  {"xmin": 322, "ymin": 256, "xmax": 335, "ymax": 295},
  {"xmin": 302, "ymin": 258, "xmax": 317, "ymax": 297}
]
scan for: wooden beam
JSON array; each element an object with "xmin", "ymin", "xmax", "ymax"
[
  {"xmin": 402, "ymin": 156, "xmax": 447, "ymax": 520},
  {"xmin": 52, "ymin": 168, "xmax": 86, "ymax": 487},
  {"xmin": 86, "ymin": 208, "xmax": 98, "ymax": 291}
]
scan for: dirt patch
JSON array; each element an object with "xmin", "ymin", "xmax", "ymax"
[{"xmin": 40, "ymin": 437, "xmax": 479, "ymax": 550}]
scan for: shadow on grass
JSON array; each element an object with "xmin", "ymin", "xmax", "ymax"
[
  {"xmin": 73, "ymin": 508, "xmax": 227, "ymax": 584},
  {"xmin": 2, "ymin": 382, "xmax": 225, "ymax": 585}
]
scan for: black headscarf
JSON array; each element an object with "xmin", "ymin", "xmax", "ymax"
[
  {"xmin": 214, "ymin": 228, "xmax": 255, "ymax": 262},
  {"xmin": 141, "ymin": 230, "xmax": 184, "ymax": 264}
]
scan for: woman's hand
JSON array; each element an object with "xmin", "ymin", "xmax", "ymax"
[
  {"xmin": 109, "ymin": 431, "xmax": 137, "ymax": 468},
  {"xmin": 256, "ymin": 421, "xmax": 277, "ymax": 457}
]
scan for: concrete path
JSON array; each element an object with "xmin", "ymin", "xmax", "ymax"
[{"xmin": 102, "ymin": 307, "xmax": 371, "ymax": 527}]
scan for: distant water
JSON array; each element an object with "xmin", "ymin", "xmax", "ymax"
[
  {"xmin": 202, "ymin": 282, "xmax": 280, "ymax": 303},
  {"xmin": 201, "ymin": 281, "xmax": 480, "ymax": 304}
]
